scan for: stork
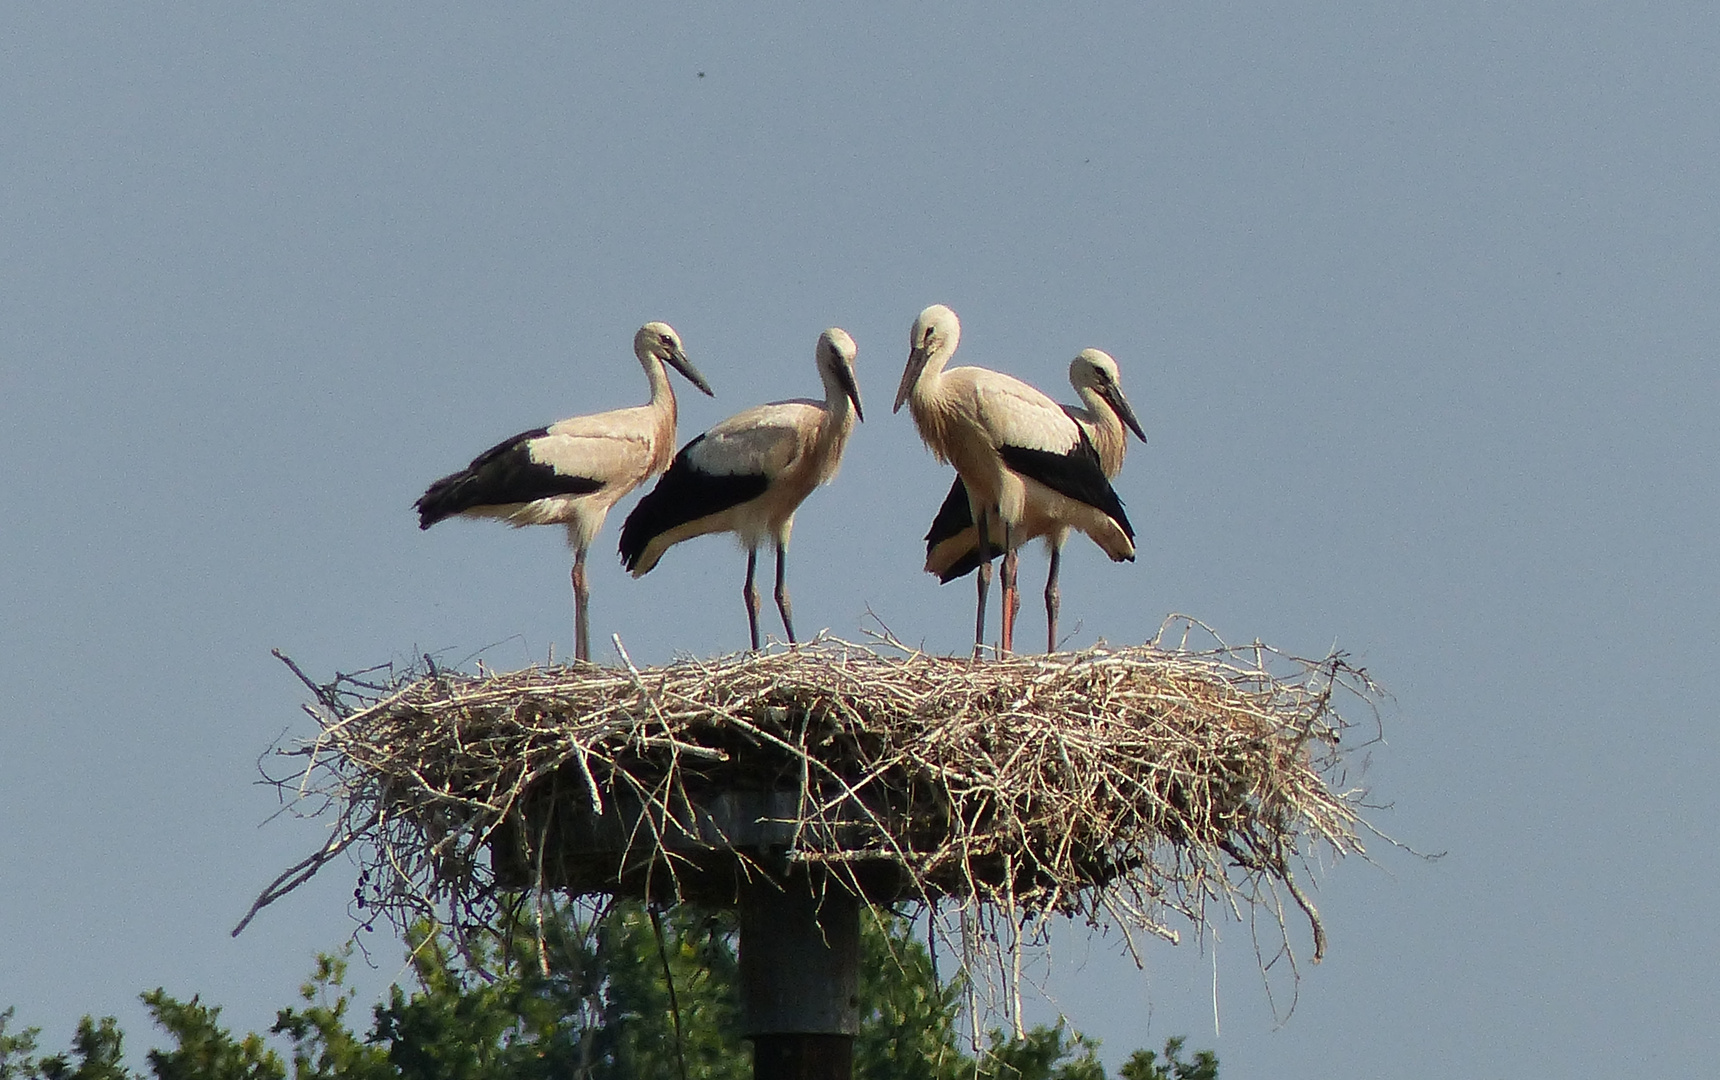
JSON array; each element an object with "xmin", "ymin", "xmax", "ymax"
[
  {"xmin": 619, "ymin": 328, "xmax": 863, "ymax": 651},
  {"xmin": 892, "ymin": 305, "xmax": 1134, "ymax": 655},
  {"xmin": 415, "ymin": 322, "xmax": 714, "ymax": 662},
  {"xmin": 922, "ymin": 348, "xmax": 1146, "ymax": 652}
]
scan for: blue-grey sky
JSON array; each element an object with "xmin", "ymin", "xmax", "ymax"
[{"xmin": 4, "ymin": 3, "xmax": 1717, "ymax": 1075}]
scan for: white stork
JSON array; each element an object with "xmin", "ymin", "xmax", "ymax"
[
  {"xmin": 892, "ymin": 305, "xmax": 1134, "ymax": 654},
  {"xmin": 415, "ymin": 321, "xmax": 714, "ymax": 662},
  {"xmin": 922, "ymin": 348, "xmax": 1146, "ymax": 651},
  {"xmin": 619, "ymin": 328, "xmax": 863, "ymax": 651}
]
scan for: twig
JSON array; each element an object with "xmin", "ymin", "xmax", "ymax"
[{"xmin": 650, "ymin": 907, "xmax": 690, "ymax": 1080}]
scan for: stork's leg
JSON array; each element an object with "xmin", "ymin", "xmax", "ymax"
[
  {"xmin": 973, "ymin": 508, "xmax": 994, "ymax": 658},
  {"xmin": 572, "ymin": 546, "xmax": 590, "ymax": 663},
  {"xmin": 1000, "ymin": 521, "xmax": 1018, "ymax": 654},
  {"xmin": 743, "ymin": 548, "xmax": 763, "ymax": 652},
  {"xmin": 1044, "ymin": 544, "xmax": 1063, "ymax": 654},
  {"xmin": 773, "ymin": 542, "xmax": 797, "ymax": 645}
]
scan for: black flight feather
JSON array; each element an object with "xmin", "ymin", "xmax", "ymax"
[
  {"xmin": 924, "ymin": 477, "xmax": 985, "ymax": 583},
  {"xmin": 998, "ymin": 430, "xmax": 1134, "ymax": 540},
  {"xmin": 618, "ymin": 435, "xmax": 771, "ymax": 573},
  {"xmin": 924, "ymin": 431, "xmax": 1135, "ymax": 584},
  {"xmin": 924, "ymin": 476, "xmax": 976, "ymax": 547},
  {"xmin": 416, "ymin": 427, "xmax": 604, "ymax": 529}
]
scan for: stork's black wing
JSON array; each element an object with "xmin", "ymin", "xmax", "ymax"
[
  {"xmin": 416, "ymin": 428, "xmax": 604, "ymax": 528},
  {"xmin": 998, "ymin": 431, "xmax": 1134, "ymax": 540},
  {"xmin": 617, "ymin": 435, "xmax": 771, "ymax": 573},
  {"xmin": 923, "ymin": 477, "xmax": 987, "ymax": 583}
]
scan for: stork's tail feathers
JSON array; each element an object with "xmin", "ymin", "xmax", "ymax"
[
  {"xmin": 617, "ymin": 491, "xmax": 663, "ymax": 575},
  {"xmin": 415, "ymin": 475, "xmax": 466, "ymax": 530},
  {"xmin": 923, "ymin": 477, "xmax": 986, "ymax": 582},
  {"xmin": 932, "ymin": 547, "xmax": 985, "ymax": 583},
  {"xmin": 1091, "ymin": 518, "xmax": 1137, "ymax": 562}
]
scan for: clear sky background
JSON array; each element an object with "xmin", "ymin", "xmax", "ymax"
[{"xmin": 3, "ymin": 3, "xmax": 1717, "ymax": 1076}]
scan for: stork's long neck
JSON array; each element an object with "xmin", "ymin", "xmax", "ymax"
[
  {"xmin": 641, "ymin": 354, "xmax": 679, "ymax": 474},
  {"xmin": 825, "ymin": 362, "xmax": 856, "ymax": 416},
  {"xmin": 641, "ymin": 353, "xmax": 677, "ymax": 419},
  {"xmin": 1077, "ymin": 385, "xmax": 1127, "ymax": 478},
  {"xmin": 909, "ymin": 343, "xmax": 955, "ymax": 414},
  {"xmin": 797, "ymin": 369, "xmax": 851, "ymax": 487},
  {"xmin": 906, "ymin": 344, "xmax": 961, "ymax": 464},
  {"xmin": 815, "ymin": 369, "xmax": 855, "ymax": 450}
]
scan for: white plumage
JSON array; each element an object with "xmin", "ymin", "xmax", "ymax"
[
  {"xmin": 416, "ymin": 321, "xmax": 714, "ymax": 661},
  {"xmin": 922, "ymin": 348, "xmax": 1146, "ymax": 651},
  {"xmin": 893, "ymin": 304, "xmax": 1135, "ymax": 654},
  {"xmin": 620, "ymin": 328, "xmax": 863, "ymax": 650}
]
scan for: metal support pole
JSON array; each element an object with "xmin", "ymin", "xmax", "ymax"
[{"xmin": 739, "ymin": 874, "xmax": 859, "ymax": 1080}]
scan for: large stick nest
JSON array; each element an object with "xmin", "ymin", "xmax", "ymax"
[{"xmin": 243, "ymin": 620, "xmax": 1383, "ymax": 981}]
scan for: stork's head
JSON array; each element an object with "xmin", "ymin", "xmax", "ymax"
[
  {"xmin": 816, "ymin": 327, "xmax": 864, "ymax": 422},
  {"xmin": 636, "ymin": 321, "xmax": 714, "ymax": 396},
  {"xmin": 1070, "ymin": 348, "xmax": 1146, "ymax": 443},
  {"xmin": 894, "ymin": 304, "xmax": 961, "ymax": 413}
]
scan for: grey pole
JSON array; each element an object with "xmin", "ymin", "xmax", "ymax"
[{"xmin": 738, "ymin": 873, "xmax": 860, "ymax": 1080}]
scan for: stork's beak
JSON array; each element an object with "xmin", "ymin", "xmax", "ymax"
[
  {"xmin": 893, "ymin": 345, "xmax": 927, "ymax": 414},
  {"xmin": 667, "ymin": 346, "xmax": 715, "ymax": 397},
  {"xmin": 836, "ymin": 360, "xmax": 865, "ymax": 422},
  {"xmin": 1103, "ymin": 384, "xmax": 1147, "ymax": 443}
]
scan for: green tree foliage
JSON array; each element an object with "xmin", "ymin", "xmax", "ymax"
[
  {"xmin": 8, "ymin": 904, "xmax": 1215, "ymax": 1080},
  {"xmin": 2, "ymin": 1008, "xmax": 44, "ymax": 1080},
  {"xmin": 135, "ymin": 994, "xmax": 282, "ymax": 1080},
  {"xmin": 1117, "ymin": 1036, "xmax": 1219, "ymax": 1080},
  {"xmin": 851, "ymin": 914, "xmax": 966, "ymax": 1080},
  {"xmin": 36, "ymin": 1016, "xmax": 129, "ymax": 1080},
  {"xmin": 266, "ymin": 956, "xmax": 390, "ymax": 1080}
]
